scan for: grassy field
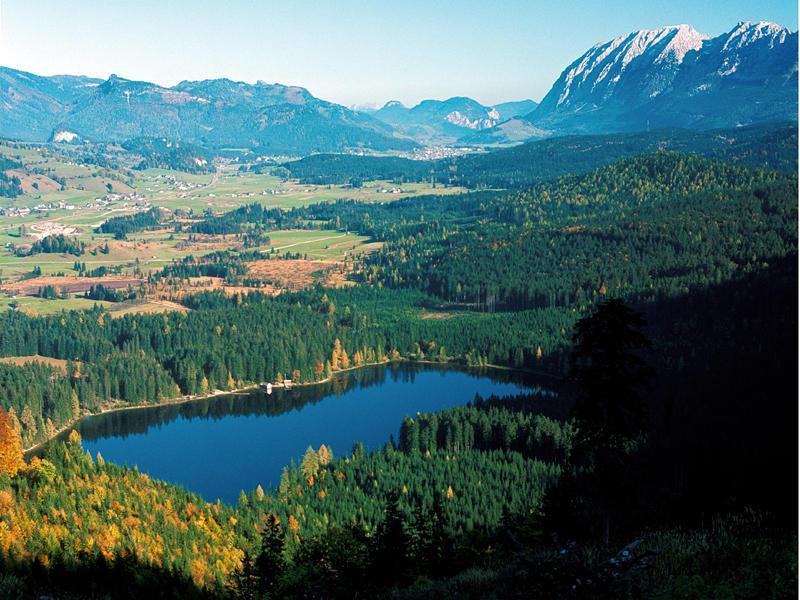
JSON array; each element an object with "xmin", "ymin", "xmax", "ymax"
[
  {"xmin": 261, "ymin": 230, "xmax": 373, "ymax": 260},
  {"xmin": 0, "ymin": 354, "xmax": 73, "ymax": 373},
  {"xmin": 141, "ymin": 168, "xmax": 462, "ymax": 212},
  {"xmin": 0, "ymin": 295, "xmax": 112, "ymax": 315},
  {"xmin": 107, "ymin": 299, "xmax": 189, "ymax": 317},
  {"xmin": 0, "ymin": 142, "xmax": 443, "ymax": 310}
]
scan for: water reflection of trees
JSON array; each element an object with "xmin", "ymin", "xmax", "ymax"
[{"xmin": 40, "ymin": 363, "xmax": 551, "ymax": 449}]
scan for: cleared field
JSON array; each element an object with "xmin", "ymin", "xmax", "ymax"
[
  {"xmin": 0, "ymin": 275, "xmax": 144, "ymax": 296},
  {"xmin": 0, "ymin": 355, "xmax": 73, "ymax": 373},
  {"xmin": 131, "ymin": 166, "xmax": 464, "ymax": 211},
  {"xmin": 246, "ymin": 259, "xmax": 333, "ymax": 289},
  {"xmin": 107, "ymin": 299, "xmax": 189, "ymax": 317},
  {"xmin": 0, "ymin": 144, "xmax": 418, "ymax": 307},
  {"xmin": 262, "ymin": 230, "xmax": 372, "ymax": 260},
  {"xmin": 418, "ymin": 309, "xmax": 462, "ymax": 320},
  {"xmin": 0, "ymin": 234, "xmax": 221, "ymax": 279},
  {"xmin": 0, "ymin": 295, "xmax": 112, "ymax": 315}
]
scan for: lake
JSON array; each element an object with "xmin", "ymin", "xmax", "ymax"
[{"xmin": 47, "ymin": 363, "xmax": 556, "ymax": 504}]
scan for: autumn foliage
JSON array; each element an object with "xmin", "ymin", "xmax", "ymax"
[
  {"xmin": 0, "ymin": 406, "xmax": 24, "ymax": 477},
  {"xmin": 0, "ymin": 439, "xmax": 244, "ymax": 591}
]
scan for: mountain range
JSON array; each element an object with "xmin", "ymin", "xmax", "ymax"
[
  {"xmin": 0, "ymin": 69, "xmax": 417, "ymax": 154},
  {"xmin": 0, "ymin": 20, "xmax": 796, "ymax": 153},
  {"xmin": 362, "ymin": 97, "xmax": 538, "ymax": 145},
  {"xmin": 524, "ymin": 20, "xmax": 797, "ymax": 137}
]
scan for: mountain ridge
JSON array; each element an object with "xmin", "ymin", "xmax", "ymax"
[
  {"xmin": 369, "ymin": 96, "xmax": 538, "ymax": 145},
  {"xmin": 527, "ymin": 20, "xmax": 797, "ymax": 135},
  {"xmin": 0, "ymin": 20, "xmax": 795, "ymax": 151},
  {"xmin": 0, "ymin": 69, "xmax": 417, "ymax": 154}
]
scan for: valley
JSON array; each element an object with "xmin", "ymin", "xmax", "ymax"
[
  {"xmin": 0, "ymin": 9, "xmax": 796, "ymax": 600},
  {"xmin": 0, "ymin": 140, "xmax": 463, "ymax": 315}
]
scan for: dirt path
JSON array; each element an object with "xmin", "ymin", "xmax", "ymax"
[{"xmin": 271, "ymin": 233, "xmax": 347, "ymax": 252}]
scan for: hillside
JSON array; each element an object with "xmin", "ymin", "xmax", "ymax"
[
  {"xmin": 0, "ymin": 151, "xmax": 795, "ymax": 597},
  {"xmin": 0, "ymin": 67, "xmax": 102, "ymax": 141}
]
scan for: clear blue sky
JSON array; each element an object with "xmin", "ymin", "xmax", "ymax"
[{"xmin": 0, "ymin": 0, "xmax": 796, "ymax": 107}]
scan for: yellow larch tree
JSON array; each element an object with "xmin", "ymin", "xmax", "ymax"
[{"xmin": 0, "ymin": 407, "xmax": 24, "ymax": 477}]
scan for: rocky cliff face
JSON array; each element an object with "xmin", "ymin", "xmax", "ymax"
[{"xmin": 530, "ymin": 21, "xmax": 797, "ymax": 134}]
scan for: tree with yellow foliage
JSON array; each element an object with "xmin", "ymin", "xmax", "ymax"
[
  {"xmin": 331, "ymin": 339, "xmax": 342, "ymax": 370},
  {"xmin": 287, "ymin": 514, "xmax": 301, "ymax": 534},
  {"xmin": 317, "ymin": 444, "xmax": 333, "ymax": 466},
  {"xmin": 71, "ymin": 390, "xmax": 81, "ymax": 420},
  {"xmin": 0, "ymin": 406, "xmax": 24, "ymax": 477}
]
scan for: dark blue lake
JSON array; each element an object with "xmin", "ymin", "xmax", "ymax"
[{"xmin": 54, "ymin": 363, "xmax": 555, "ymax": 504}]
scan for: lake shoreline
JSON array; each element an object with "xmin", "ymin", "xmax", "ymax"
[{"xmin": 23, "ymin": 358, "xmax": 559, "ymax": 456}]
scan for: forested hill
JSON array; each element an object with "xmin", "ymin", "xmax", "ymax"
[
  {"xmin": 299, "ymin": 152, "xmax": 797, "ymax": 309},
  {"xmin": 283, "ymin": 122, "xmax": 797, "ymax": 188},
  {"xmin": 6, "ymin": 152, "xmax": 793, "ymax": 449},
  {"xmin": 0, "ymin": 147, "xmax": 796, "ymax": 597}
]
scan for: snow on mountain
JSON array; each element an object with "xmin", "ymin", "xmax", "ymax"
[
  {"xmin": 532, "ymin": 21, "xmax": 797, "ymax": 134},
  {"xmin": 723, "ymin": 21, "xmax": 789, "ymax": 52},
  {"xmin": 372, "ymin": 97, "xmax": 536, "ymax": 144},
  {"xmin": 546, "ymin": 24, "xmax": 708, "ymax": 111}
]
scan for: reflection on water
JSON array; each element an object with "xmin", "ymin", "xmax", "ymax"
[{"xmin": 37, "ymin": 363, "xmax": 557, "ymax": 503}]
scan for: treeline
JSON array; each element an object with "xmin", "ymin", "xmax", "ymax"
[
  {"xmin": 284, "ymin": 153, "xmax": 434, "ymax": 185},
  {"xmin": 188, "ymin": 203, "xmax": 305, "ymax": 235},
  {"xmin": 0, "ymin": 354, "xmax": 178, "ymax": 448},
  {"xmin": 282, "ymin": 122, "xmax": 797, "ymax": 189},
  {"xmin": 0, "ymin": 156, "xmax": 23, "ymax": 198},
  {"xmin": 397, "ymin": 397, "xmax": 574, "ymax": 463},
  {"xmin": 23, "ymin": 234, "xmax": 85, "ymax": 257},
  {"xmin": 247, "ymin": 445, "xmax": 562, "ymax": 542},
  {"xmin": 84, "ymin": 284, "xmax": 136, "ymax": 303},
  {"xmin": 97, "ymin": 207, "xmax": 162, "ymax": 238},
  {"xmin": 0, "ymin": 286, "xmax": 573, "ymax": 446},
  {"xmin": 156, "ymin": 251, "xmax": 251, "ymax": 281},
  {"xmin": 442, "ymin": 121, "xmax": 798, "ymax": 188},
  {"xmin": 122, "ymin": 137, "xmax": 214, "ymax": 174}
]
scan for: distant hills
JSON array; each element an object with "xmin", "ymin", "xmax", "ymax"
[
  {"xmin": 0, "ymin": 68, "xmax": 102, "ymax": 141},
  {"xmin": 0, "ymin": 20, "xmax": 796, "ymax": 153},
  {"xmin": 364, "ymin": 97, "xmax": 538, "ymax": 145},
  {"xmin": 0, "ymin": 68, "xmax": 417, "ymax": 154}
]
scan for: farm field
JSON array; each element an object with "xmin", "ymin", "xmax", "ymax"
[
  {"xmin": 258, "ymin": 230, "xmax": 375, "ymax": 259},
  {"xmin": 0, "ymin": 142, "xmax": 434, "ymax": 312},
  {"xmin": 0, "ymin": 294, "xmax": 113, "ymax": 315},
  {"xmin": 142, "ymin": 168, "xmax": 463, "ymax": 212}
]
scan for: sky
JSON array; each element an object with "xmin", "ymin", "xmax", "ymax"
[{"xmin": 0, "ymin": 0, "xmax": 796, "ymax": 107}]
